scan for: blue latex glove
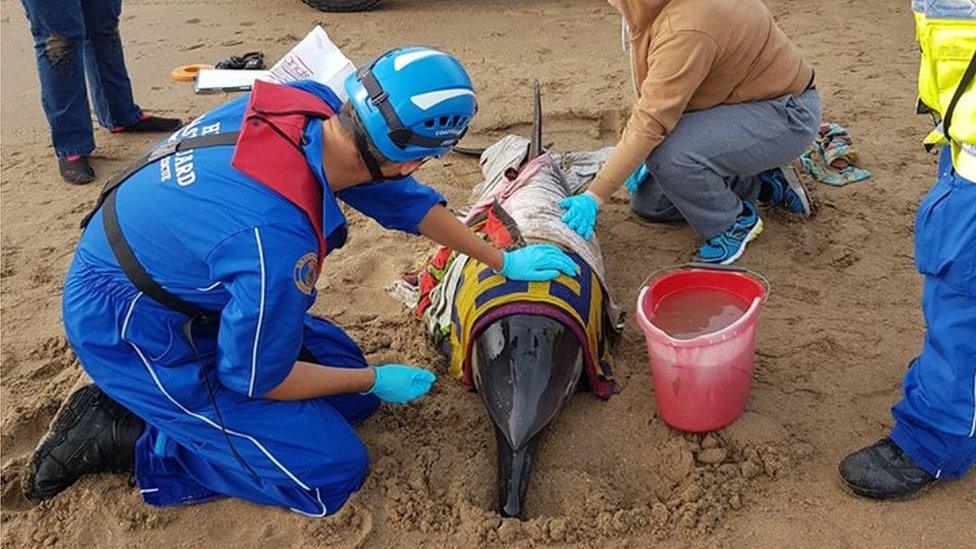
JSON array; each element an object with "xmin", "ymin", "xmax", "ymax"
[
  {"xmin": 499, "ymin": 243, "xmax": 579, "ymax": 281},
  {"xmin": 559, "ymin": 192, "xmax": 600, "ymax": 240},
  {"xmin": 367, "ymin": 365, "xmax": 436, "ymax": 405},
  {"xmin": 625, "ymin": 164, "xmax": 650, "ymax": 194}
]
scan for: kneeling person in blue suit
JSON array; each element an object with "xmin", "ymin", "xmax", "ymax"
[{"xmin": 23, "ymin": 47, "xmax": 578, "ymax": 516}]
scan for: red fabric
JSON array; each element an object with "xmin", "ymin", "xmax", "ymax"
[
  {"xmin": 231, "ymin": 80, "xmax": 336, "ymax": 267},
  {"xmin": 415, "ymin": 246, "xmax": 454, "ymax": 317},
  {"xmin": 412, "ymin": 204, "xmax": 519, "ymax": 318},
  {"xmin": 483, "ymin": 207, "xmax": 515, "ymax": 248}
]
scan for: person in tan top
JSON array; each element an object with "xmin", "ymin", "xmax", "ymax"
[{"xmin": 559, "ymin": 0, "xmax": 821, "ymax": 264}]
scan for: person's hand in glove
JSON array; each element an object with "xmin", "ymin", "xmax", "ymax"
[
  {"xmin": 559, "ymin": 191, "xmax": 602, "ymax": 240},
  {"xmin": 366, "ymin": 365, "xmax": 436, "ymax": 405},
  {"xmin": 625, "ymin": 164, "xmax": 650, "ymax": 195},
  {"xmin": 499, "ymin": 243, "xmax": 579, "ymax": 281}
]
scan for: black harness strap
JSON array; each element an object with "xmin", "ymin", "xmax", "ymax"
[
  {"xmin": 85, "ymin": 131, "xmax": 244, "ymax": 316},
  {"xmin": 80, "ymin": 132, "xmax": 241, "ymax": 229},
  {"xmin": 102, "ymin": 191, "xmax": 208, "ymax": 319},
  {"xmin": 86, "ymin": 130, "xmax": 261, "ymax": 482},
  {"xmin": 942, "ymin": 50, "xmax": 976, "ymax": 144}
]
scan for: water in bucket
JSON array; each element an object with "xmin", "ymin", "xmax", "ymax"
[{"xmin": 648, "ymin": 288, "xmax": 749, "ymax": 340}]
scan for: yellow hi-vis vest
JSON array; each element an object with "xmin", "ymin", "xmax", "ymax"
[{"xmin": 914, "ymin": 10, "xmax": 976, "ymax": 180}]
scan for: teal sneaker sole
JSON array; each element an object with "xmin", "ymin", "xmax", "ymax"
[{"xmin": 718, "ymin": 217, "xmax": 763, "ymax": 265}]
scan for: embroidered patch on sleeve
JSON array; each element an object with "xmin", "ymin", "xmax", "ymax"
[{"xmin": 293, "ymin": 252, "xmax": 318, "ymax": 295}]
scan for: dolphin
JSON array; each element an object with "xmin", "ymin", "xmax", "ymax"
[
  {"xmin": 471, "ymin": 314, "xmax": 585, "ymax": 519},
  {"xmin": 465, "ymin": 83, "xmax": 601, "ymax": 519}
]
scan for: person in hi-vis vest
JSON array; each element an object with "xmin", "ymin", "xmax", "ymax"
[{"xmin": 840, "ymin": 2, "xmax": 976, "ymax": 500}]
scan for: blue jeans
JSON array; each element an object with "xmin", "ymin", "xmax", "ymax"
[
  {"xmin": 630, "ymin": 89, "xmax": 822, "ymax": 239},
  {"xmin": 21, "ymin": 0, "xmax": 142, "ymax": 157},
  {"xmin": 890, "ymin": 148, "xmax": 976, "ymax": 480}
]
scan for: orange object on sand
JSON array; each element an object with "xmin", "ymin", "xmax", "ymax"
[{"xmin": 171, "ymin": 64, "xmax": 213, "ymax": 82}]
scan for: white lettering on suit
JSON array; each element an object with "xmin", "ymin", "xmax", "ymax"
[
  {"xmin": 159, "ymin": 157, "xmax": 172, "ymax": 182},
  {"xmin": 174, "ymin": 150, "xmax": 196, "ymax": 187}
]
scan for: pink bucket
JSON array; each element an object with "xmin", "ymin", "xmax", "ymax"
[{"xmin": 636, "ymin": 264, "xmax": 768, "ymax": 433}]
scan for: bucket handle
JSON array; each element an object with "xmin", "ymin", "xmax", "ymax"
[{"xmin": 638, "ymin": 262, "xmax": 771, "ymax": 300}]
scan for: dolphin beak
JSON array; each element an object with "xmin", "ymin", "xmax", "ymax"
[{"xmin": 495, "ymin": 425, "xmax": 539, "ymax": 520}]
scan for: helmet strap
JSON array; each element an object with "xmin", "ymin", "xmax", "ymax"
[
  {"xmin": 357, "ymin": 65, "xmax": 463, "ymax": 151},
  {"xmin": 340, "ymin": 108, "xmax": 399, "ymax": 182}
]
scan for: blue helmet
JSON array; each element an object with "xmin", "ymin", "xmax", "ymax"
[{"xmin": 344, "ymin": 46, "xmax": 477, "ymax": 163}]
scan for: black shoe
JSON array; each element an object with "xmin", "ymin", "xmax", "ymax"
[
  {"xmin": 111, "ymin": 114, "xmax": 182, "ymax": 134},
  {"xmin": 58, "ymin": 155, "xmax": 96, "ymax": 185},
  {"xmin": 23, "ymin": 384, "xmax": 144, "ymax": 501},
  {"xmin": 839, "ymin": 437, "xmax": 936, "ymax": 500},
  {"xmin": 215, "ymin": 51, "xmax": 266, "ymax": 70}
]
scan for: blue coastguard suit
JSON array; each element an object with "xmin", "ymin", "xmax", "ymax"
[
  {"xmin": 62, "ymin": 81, "xmax": 444, "ymax": 515},
  {"xmin": 890, "ymin": 148, "xmax": 976, "ymax": 480}
]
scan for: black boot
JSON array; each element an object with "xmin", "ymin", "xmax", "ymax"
[
  {"xmin": 839, "ymin": 438, "xmax": 936, "ymax": 500},
  {"xmin": 58, "ymin": 155, "xmax": 96, "ymax": 185},
  {"xmin": 110, "ymin": 114, "xmax": 182, "ymax": 134},
  {"xmin": 23, "ymin": 384, "xmax": 144, "ymax": 501}
]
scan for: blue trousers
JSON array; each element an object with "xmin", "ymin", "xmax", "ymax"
[
  {"xmin": 21, "ymin": 0, "xmax": 142, "ymax": 157},
  {"xmin": 891, "ymin": 149, "xmax": 976, "ymax": 480},
  {"xmin": 63, "ymin": 259, "xmax": 380, "ymax": 516},
  {"xmin": 630, "ymin": 89, "xmax": 821, "ymax": 239}
]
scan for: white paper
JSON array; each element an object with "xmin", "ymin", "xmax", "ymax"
[
  {"xmin": 266, "ymin": 25, "xmax": 356, "ymax": 101},
  {"xmin": 194, "ymin": 69, "xmax": 271, "ymax": 94}
]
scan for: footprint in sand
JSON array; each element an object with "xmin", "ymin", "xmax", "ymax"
[
  {"xmin": 302, "ymin": 504, "xmax": 374, "ymax": 548},
  {"xmin": 0, "ymin": 457, "xmax": 32, "ymax": 512}
]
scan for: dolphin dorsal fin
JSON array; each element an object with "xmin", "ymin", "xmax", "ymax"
[{"xmin": 529, "ymin": 81, "xmax": 542, "ymax": 159}]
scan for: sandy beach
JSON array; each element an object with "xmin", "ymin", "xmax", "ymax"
[{"xmin": 1, "ymin": 0, "xmax": 973, "ymax": 546}]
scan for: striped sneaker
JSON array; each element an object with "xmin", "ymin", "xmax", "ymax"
[
  {"xmin": 696, "ymin": 201, "xmax": 764, "ymax": 265},
  {"xmin": 758, "ymin": 165, "xmax": 811, "ymax": 216}
]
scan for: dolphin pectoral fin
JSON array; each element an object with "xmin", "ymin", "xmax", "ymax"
[{"xmin": 495, "ymin": 424, "xmax": 540, "ymax": 520}]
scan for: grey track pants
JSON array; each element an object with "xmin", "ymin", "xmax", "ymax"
[{"xmin": 630, "ymin": 89, "xmax": 821, "ymax": 240}]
